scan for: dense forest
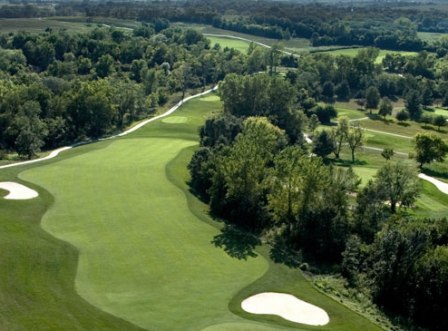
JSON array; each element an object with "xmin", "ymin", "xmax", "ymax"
[
  {"xmin": 0, "ymin": 23, "xmax": 250, "ymax": 158},
  {"xmin": 189, "ymin": 71, "xmax": 448, "ymax": 331},
  {"xmin": 2, "ymin": 1, "xmax": 448, "ymax": 51}
]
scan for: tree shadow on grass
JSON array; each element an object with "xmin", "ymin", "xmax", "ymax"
[
  {"xmin": 211, "ymin": 225, "xmax": 261, "ymax": 260},
  {"xmin": 269, "ymin": 237, "xmax": 302, "ymax": 268},
  {"xmin": 329, "ymin": 158, "xmax": 367, "ymax": 167}
]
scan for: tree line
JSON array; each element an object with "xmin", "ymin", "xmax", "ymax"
[
  {"xmin": 0, "ymin": 0, "xmax": 448, "ymax": 51},
  {"xmin": 0, "ymin": 24, "xmax": 250, "ymax": 159},
  {"xmin": 2, "ymin": 1, "xmax": 448, "ymax": 52},
  {"xmin": 188, "ymin": 72, "xmax": 448, "ymax": 330}
]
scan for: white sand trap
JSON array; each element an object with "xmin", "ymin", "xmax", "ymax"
[
  {"xmin": 419, "ymin": 173, "xmax": 448, "ymax": 195},
  {"xmin": 241, "ymin": 292, "xmax": 330, "ymax": 326},
  {"xmin": 0, "ymin": 182, "xmax": 38, "ymax": 200}
]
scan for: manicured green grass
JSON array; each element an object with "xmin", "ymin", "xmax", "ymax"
[
  {"xmin": 414, "ymin": 180, "xmax": 448, "ymax": 219},
  {"xmin": 318, "ymin": 48, "xmax": 418, "ymax": 64},
  {"xmin": 207, "ymin": 36, "xmax": 251, "ymax": 53},
  {"xmin": 176, "ymin": 22, "xmax": 310, "ymax": 52},
  {"xmin": 336, "ymin": 107, "xmax": 367, "ymax": 120},
  {"xmin": 424, "ymin": 107, "xmax": 448, "ymax": 118},
  {"xmin": 363, "ymin": 131, "xmax": 413, "ymax": 153},
  {"xmin": 1, "ymin": 93, "xmax": 383, "ymax": 330},
  {"xmin": 0, "ymin": 144, "xmax": 144, "ymax": 331}
]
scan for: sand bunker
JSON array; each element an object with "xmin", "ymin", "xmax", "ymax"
[
  {"xmin": 0, "ymin": 182, "xmax": 38, "ymax": 200},
  {"xmin": 241, "ymin": 292, "xmax": 330, "ymax": 326},
  {"xmin": 419, "ymin": 173, "xmax": 448, "ymax": 195}
]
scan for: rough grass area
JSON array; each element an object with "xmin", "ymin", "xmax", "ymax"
[
  {"xmin": 317, "ymin": 48, "xmax": 418, "ymax": 64},
  {"xmin": 0, "ymin": 18, "xmax": 93, "ymax": 33},
  {"xmin": 1, "ymin": 94, "xmax": 384, "ymax": 331}
]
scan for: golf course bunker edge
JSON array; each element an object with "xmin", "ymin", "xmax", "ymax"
[
  {"xmin": 241, "ymin": 292, "xmax": 330, "ymax": 326},
  {"xmin": 0, "ymin": 181, "xmax": 39, "ymax": 200}
]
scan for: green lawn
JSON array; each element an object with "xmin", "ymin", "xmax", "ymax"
[
  {"xmin": 0, "ymin": 93, "xmax": 384, "ymax": 330},
  {"xmin": 317, "ymin": 48, "xmax": 418, "ymax": 64},
  {"xmin": 207, "ymin": 36, "xmax": 251, "ymax": 53},
  {"xmin": 176, "ymin": 22, "xmax": 310, "ymax": 53}
]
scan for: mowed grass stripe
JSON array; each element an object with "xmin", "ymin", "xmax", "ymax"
[{"xmin": 20, "ymin": 98, "xmax": 270, "ymax": 330}]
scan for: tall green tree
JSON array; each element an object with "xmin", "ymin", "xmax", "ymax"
[
  {"xmin": 211, "ymin": 117, "xmax": 286, "ymax": 229},
  {"xmin": 347, "ymin": 123, "xmax": 364, "ymax": 163},
  {"xmin": 312, "ymin": 130, "xmax": 334, "ymax": 158},
  {"xmin": 405, "ymin": 89, "xmax": 422, "ymax": 120},
  {"xmin": 365, "ymin": 86, "xmax": 380, "ymax": 113},
  {"xmin": 414, "ymin": 133, "xmax": 448, "ymax": 168},
  {"xmin": 378, "ymin": 97, "xmax": 393, "ymax": 118},
  {"xmin": 374, "ymin": 162, "xmax": 420, "ymax": 213},
  {"xmin": 331, "ymin": 116, "xmax": 349, "ymax": 159}
]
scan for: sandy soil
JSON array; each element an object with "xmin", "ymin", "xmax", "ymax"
[
  {"xmin": 0, "ymin": 181, "xmax": 38, "ymax": 200},
  {"xmin": 241, "ymin": 292, "xmax": 330, "ymax": 326}
]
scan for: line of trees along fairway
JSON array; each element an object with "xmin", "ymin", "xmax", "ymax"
[
  {"xmin": 188, "ymin": 72, "xmax": 448, "ymax": 331},
  {"xmin": 9, "ymin": 1, "xmax": 448, "ymax": 52},
  {"xmin": 0, "ymin": 24, "xmax": 250, "ymax": 159}
]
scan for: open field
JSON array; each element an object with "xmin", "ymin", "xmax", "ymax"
[
  {"xmin": 0, "ymin": 94, "xmax": 385, "ymax": 331},
  {"xmin": 316, "ymin": 48, "xmax": 418, "ymax": 64},
  {"xmin": 207, "ymin": 35, "xmax": 251, "ymax": 53},
  {"xmin": 0, "ymin": 17, "xmax": 138, "ymax": 34},
  {"xmin": 0, "ymin": 18, "xmax": 93, "ymax": 34}
]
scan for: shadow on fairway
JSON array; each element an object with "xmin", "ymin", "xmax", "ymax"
[{"xmin": 212, "ymin": 225, "xmax": 261, "ymax": 260}]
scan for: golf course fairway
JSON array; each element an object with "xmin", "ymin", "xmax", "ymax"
[{"xmin": 17, "ymin": 94, "xmax": 383, "ymax": 331}]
